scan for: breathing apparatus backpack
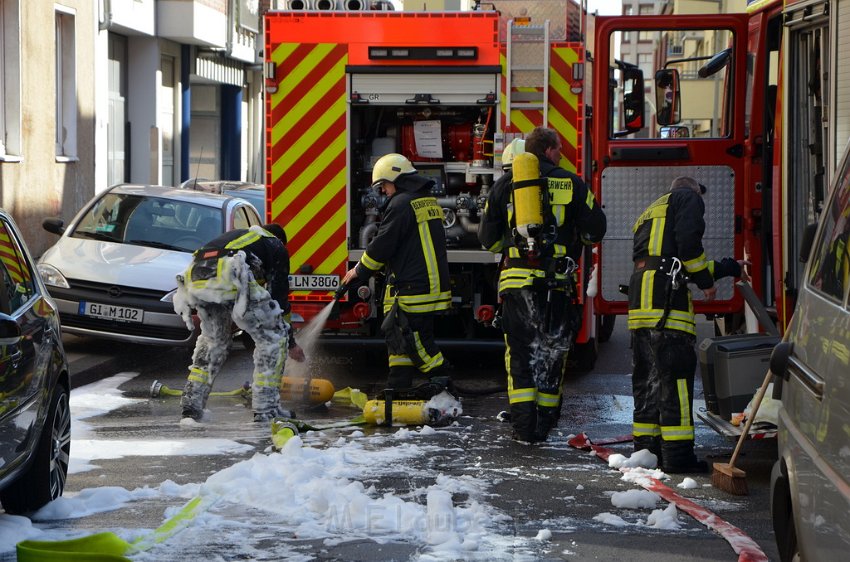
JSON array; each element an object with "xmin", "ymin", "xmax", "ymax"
[{"xmin": 509, "ymin": 152, "xmax": 559, "ymax": 259}]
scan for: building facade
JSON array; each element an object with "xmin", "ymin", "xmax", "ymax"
[{"xmin": 0, "ymin": 0, "xmax": 265, "ymax": 256}]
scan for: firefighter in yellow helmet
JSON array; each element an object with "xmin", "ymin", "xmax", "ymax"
[
  {"xmin": 628, "ymin": 176, "xmax": 748, "ymax": 472},
  {"xmin": 173, "ymin": 223, "xmax": 305, "ymax": 422},
  {"xmin": 479, "ymin": 127, "xmax": 607, "ymax": 443},
  {"xmin": 342, "ymin": 153, "xmax": 452, "ymax": 395},
  {"xmin": 501, "ymin": 138, "xmax": 526, "ymax": 170}
]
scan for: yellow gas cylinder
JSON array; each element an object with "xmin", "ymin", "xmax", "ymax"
[
  {"xmin": 280, "ymin": 377, "xmax": 335, "ymax": 404},
  {"xmin": 362, "ymin": 399, "xmax": 429, "ymax": 426},
  {"xmin": 511, "ymin": 152, "xmax": 543, "ymax": 241}
]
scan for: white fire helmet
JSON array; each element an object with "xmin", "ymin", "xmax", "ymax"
[
  {"xmin": 371, "ymin": 153, "xmax": 416, "ymax": 189},
  {"xmin": 501, "ymin": 138, "xmax": 526, "ymax": 170}
]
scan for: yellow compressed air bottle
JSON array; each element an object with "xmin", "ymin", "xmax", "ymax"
[
  {"xmin": 279, "ymin": 377, "xmax": 335, "ymax": 404},
  {"xmin": 511, "ymin": 152, "xmax": 543, "ymax": 253},
  {"xmin": 362, "ymin": 399, "xmax": 429, "ymax": 426}
]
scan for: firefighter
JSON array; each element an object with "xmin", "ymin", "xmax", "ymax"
[
  {"xmin": 500, "ymin": 138, "xmax": 525, "ymax": 170},
  {"xmin": 174, "ymin": 223, "xmax": 305, "ymax": 422},
  {"xmin": 479, "ymin": 126, "xmax": 607, "ymax": 443},
  {"xmin": 628, "ymin": 176, "xmax": 747, "ymax": 472},
  {"xmin": 342, "ymin": 153, "xmax": 452, "ymax": 395}
]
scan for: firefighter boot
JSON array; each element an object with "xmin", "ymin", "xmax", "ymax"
[
  {"xmin": 510, "ymin": 401, "xmax": 538, "ymax": 443},
  {"xmin": 383, "ymin": 366, "xmax": 417, "ymax": 399},
  {"xmin": 252, "ymin": 385, "xmax": 295, "ymax": 422},
  {"xmin": 633, "ymin": 435, "xmax": 662, "ymax": 465},
  {"xmin": 534, "ymin": 405, "xmax": 560, "ymax": 442},
  {"xmin": 427, "ymin": 362, "xmax": 456, "ymax": 396},
  {"xmin": 180, "ymin": 381, "xmax": 211, "ymax": 421},
  {"xmin": 661, "ymin": 440, "xmax": 708, "ymax": 474},
  {"xmin": 386, "ymin": 366, "xmax": 415, "ymax": 392}
]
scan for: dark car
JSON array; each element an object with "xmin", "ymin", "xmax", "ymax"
[{"xmin": 0, "ymin": 210, "xmax": 70, "ymax": 514}]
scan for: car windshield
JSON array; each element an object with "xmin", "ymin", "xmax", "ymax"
[{"xmin": 72, "ymin": 193, "xmax": 223, "ymax": 252}]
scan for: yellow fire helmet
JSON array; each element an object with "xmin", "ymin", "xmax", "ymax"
[
  {"xmin": 371, "ymin": 153, "xmax": 417, "ymax": 189},
  {"xmin": 501, "ymin": 138, "xmax": 526, "ymax": 170}
]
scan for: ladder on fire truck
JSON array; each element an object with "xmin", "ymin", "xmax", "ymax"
[{"xmin": 505, "ymin": 18, "xmax": 551, "ymax": 129}]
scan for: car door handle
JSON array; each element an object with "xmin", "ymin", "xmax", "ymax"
[{"xmin": 788, "ymin": 356, "xmax": 824, "ymax": 399}]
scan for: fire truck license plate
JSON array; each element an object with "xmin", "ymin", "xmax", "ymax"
[
  {"xmin": 80, "ymin": 301, "xmax": 144, "ymax": 323},
  {"xmin": 289, "ymin": 275, "xmax": 340, "ymax": 291}
]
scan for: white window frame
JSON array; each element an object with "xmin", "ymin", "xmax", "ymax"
[
  {"xmin": 55, "ymin": 5, "xmax": 77, "ymax": 160},
  {"xmin": 0, "ymin": 0, "xmax": 22, "ymax": 160}
]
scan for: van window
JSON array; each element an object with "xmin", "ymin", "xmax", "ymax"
[{"xmin": 808, "ymin": 161, "xmax": 850, "ymax": 301}]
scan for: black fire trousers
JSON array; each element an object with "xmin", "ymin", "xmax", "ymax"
[
  {"xmin": 385, "ymin": 311, "xmax": 445, "ymax": 389},
  {"xmin": 631, "ymin": 328, "xmax": 698, "ymax": 464},
  {"xmin": 501, "ymin": 288, "xmax": 574, "ymax": 442}
]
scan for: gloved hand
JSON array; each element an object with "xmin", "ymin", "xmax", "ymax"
[
  {"xmin": 289, "ymin": 343, "xmax": 305, "ymax": 362},
  {"xmin": 715, "ymin": 257, "xmax": 744, "ymax": 279}
]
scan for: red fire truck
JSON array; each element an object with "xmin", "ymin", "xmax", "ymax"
[{"xmin": 263, "ymin": 0, "xmax": 603, "ymax": 367}]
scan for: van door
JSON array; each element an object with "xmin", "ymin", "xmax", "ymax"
[
  {"xmin": 591, "ymin": 14, "xmax": 750, "ymax": 320},
  {"xmin": 787, "ymin": 146, "xmax": 850, "ymax": 558}
]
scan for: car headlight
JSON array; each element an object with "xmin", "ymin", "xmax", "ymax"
[
  {"xmin": 37, "ymin": 264, "xmax": 70, "ymax": 289},
  {"xmin": 162, "ymin": 289, "xmax": 177, "ymax": 303}
]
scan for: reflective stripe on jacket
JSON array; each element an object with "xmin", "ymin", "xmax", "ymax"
[
  {"xmin": 355, "ymin": 174, "xmax": 451, "ymax": 314},
  {"xmin": 627, "ymin": 187, "xmax": 715, "ymax": 335}
]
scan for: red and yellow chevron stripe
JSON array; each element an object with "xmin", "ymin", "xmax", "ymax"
[
  {"xmin": 0, "ymin": 224, "xmax": 30, "ymax": 286},
  {"xmin": 266, "ymin": 43, "xmax": 348, "ymax": 289},
  {"xmin": 500, "ymin": 44, "xmax": 584, "ymax": 175}
]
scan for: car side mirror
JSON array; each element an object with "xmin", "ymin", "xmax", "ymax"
[
  {"xmin": 655, "ymin": 68, "xmax": 681, "ymax": 126},
  {"xmin": 0, "ymin": 314, "xmax": 21, "ymax": 339},
  {"xmin": 622, "ymin": 66, "xmax": 645, "ymax": 132},
  {"xmin": 698, "ymin": 48, "xmax": 732, "ymax": 78},
  {"xmin": 43, "ymin": 217, "xmax": 66, "ymax": 236},
  {"xmin": 799, "ymin": 222, "xmax": 818, "ymax": 262},
  {"xmin": 770, "ymin": 341, "xmax": 793, "ymax": 382}
]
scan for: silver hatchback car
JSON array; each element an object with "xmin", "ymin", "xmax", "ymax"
[
  {"xmin": 770, "ymin": 144, "xmax": 850, "ymax": 560},
  {"xmin": 38, "ymin": 184, "xmax": 262, "ymax": 346}
]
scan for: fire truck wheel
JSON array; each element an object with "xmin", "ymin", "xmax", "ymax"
[
  {"xmin": 568, "ymin": 338, "xmax": 597, "ymax": 373},
  {"xmin": 596, "ymin": 314, "xmax": 617, "ymax": 343}
]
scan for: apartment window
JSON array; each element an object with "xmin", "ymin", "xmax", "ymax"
[
  {"xmin": 637, "ymin": 53, "xmax": 653, "ymax": 83},
  {"xmin": 55, "ymin": 7, "xmax": 77, "ymax": 159},
  {"xmin": 0, "ymin": 0, "xmax": 21, "ymax": 159},
  {"xmin": 638, "ymin": 5, "xmax": 655, "ymax": 42},
  {"xmin": 622, "ymin": 5, "xmax": 632, "ymax": 43}
]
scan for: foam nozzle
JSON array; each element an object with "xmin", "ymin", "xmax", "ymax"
[{"xmin": 333, "ymin": 284, "xmax": 348, "ymax": 301}]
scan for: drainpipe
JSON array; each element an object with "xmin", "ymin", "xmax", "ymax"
[{"xmin": 98, "ymin": 0, "xmax": 112, "ymax": 31}]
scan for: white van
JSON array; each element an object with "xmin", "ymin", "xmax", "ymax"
[{"xmin": 770, "ymin": 143, "xmax": 850, "ymax": 561}]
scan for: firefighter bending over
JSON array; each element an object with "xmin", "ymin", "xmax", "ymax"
[
  {"xmin": 479, "ymin": 126, "xmax": 607, "ymax": 443},
  {"xmin": 174, "ymin": 223, "xmax": 305, "ymax": 422},
  {"xmin": 342, "ymin": 153, "xmax": 453, "ymax": 395},
  {"xmin": 628, "ymin": 176, "xmax": 747, "ymax": 472}
]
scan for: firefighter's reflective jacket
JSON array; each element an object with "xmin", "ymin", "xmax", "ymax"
[
  {"xmin": 188, "ymin": 226, "xmax": 291, "ymax": 316},
  {"xmin": 354, "ymin": 173, "xmax": 451, "ymax": 314},
  {"xmin": 478, "ymin": 157, "xmax": 606, "ymax": 293},
  {"xmin": 627, "ymin": 186, "xmax": 737, "ymax": 335}
]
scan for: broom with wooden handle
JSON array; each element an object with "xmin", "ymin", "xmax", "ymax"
[{"xmin": 711, "ymin": 365, "xmax": 774, "ymax": 495}]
